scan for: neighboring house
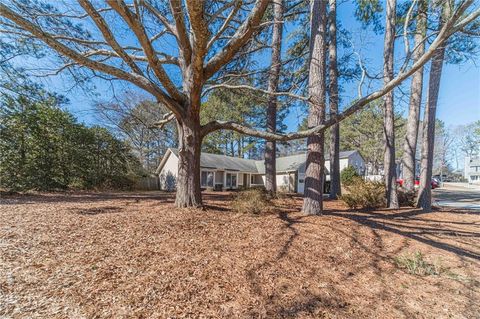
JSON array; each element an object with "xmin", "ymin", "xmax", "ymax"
[
  {"xmin": 156, "ymin": 148, "xmax": 365, "ymax": 193},
  {"xmin": 464, "ymin": 156, "xmax": 480, "ymax": 184}
]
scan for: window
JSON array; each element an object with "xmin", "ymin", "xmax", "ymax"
[{"xmin": 201, "ymin": 171, "xmax": 214, "ymax": 187}]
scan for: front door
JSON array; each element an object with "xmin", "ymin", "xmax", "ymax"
[{"xmin": 226, "ymin": 173, "xmax": 237, "ymax": 189}]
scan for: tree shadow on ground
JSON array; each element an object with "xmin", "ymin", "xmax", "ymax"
[
  {"xmin": 323, "ymin": 208, "xmax": 480, "ymax": 261},
  {"xmin": 0, "ymin": 191, "xmax": 176, "ymax": 205},
  {"xmin": 239, "ymin": 196, "xmax": 479, "ymax": 317},
  {"xmin": 72, "ymin": 206, "xmax": 125, "ymax": 215}
]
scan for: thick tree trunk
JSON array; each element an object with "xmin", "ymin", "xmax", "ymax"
[
  {"xmin": 417, "ymin": 5, "xmax": 448, "ymax": 212},
  {"xmin": 175, "ymin": 115, "xmax": 203, "ymax": 208},
  {"xmin": 382, "ymin": 0, "xmax": 399, "ymax": 208},
  {"xmin": 302, "ymin": 0, "xmax": 327, "ymax": 215},
  {"xmin": 265, "ymin": 0, "xmax": 283, "ymax": 195},
  {"xmin": 401, "ymin": 0, "xmax": 427, "ymax": 193},
  {"xmin": 328, "ymin": 0, "xmax": 341, "ymax": 199}
]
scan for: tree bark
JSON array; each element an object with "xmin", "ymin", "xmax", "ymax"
[
  {"xmin": 417, "ymin": 4, "xmax": 449, "ymax": 212},
  {"xmin": 328, "ymin": 0, "xmax": 341, "ymax": 199},
  {"xmin": 302, "ymin": 0, "xmax": 327, "ymax": 215},
  {"xmin": 175, "ymin": 113, "xmax": 203, "ymax": 208},
  {"xmin": 265, "ymin": 0, "xmax": 284, "ymax": 195},
  {"xmin": 382, "ymin": 0, "xmax": 399, "ymax": 208},
  {"xmin": 401, "ymin": 0, "xmax": 427, "ymax": 193}
]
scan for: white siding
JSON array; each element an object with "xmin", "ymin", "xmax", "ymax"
[
  {"xmin": 159, "ymin": 152, "xmax": 178, "ymax": 191},
  {"xmin": 260, "ymin": 173, "xmax": 295, "ymax": 192},
  {"xmin": 277, "ymin": 173, "xmax": 295, "ymax": 192},
  {"xmin": 238, "ymin": 173, "xmax": 244, "ymax": 185},
  {"xmin": 347, "ymin": 152, "xmax": 365, "ymax": 175}
]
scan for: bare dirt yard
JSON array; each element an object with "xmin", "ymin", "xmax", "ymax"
[{"xmin": 1, "ymin": 191, "xmax": 479, "ymax": 318}]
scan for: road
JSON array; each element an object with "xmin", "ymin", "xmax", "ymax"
[{"xmin": 433, "ymin": 183, "xmax": 480, "ymax": 211}]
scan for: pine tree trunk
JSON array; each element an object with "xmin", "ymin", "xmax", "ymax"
[
  {"xmin": 401, "ymin": 0, "xmax": 427, "ymax": 193},
  {"xmin": 328, "ymin": 0, "xmax": 341, "ymax": 199},
  {"xmin": 416, "ymin": 4, "xmax": 448, "ymax": 212},
  {"xmin": 265, "ymin": 0, "xmax": 283, "ymax": 195},
  {"xmin": 302, "ymin": 0, "xmax": 327, "ymax": 215},
  {"xmin": 175, "ymin": 114, "xmax": 203, "ymax": 208},
  {"xmin": 382, "ymin": 0, "xmax": 399, "ymax": 208}
]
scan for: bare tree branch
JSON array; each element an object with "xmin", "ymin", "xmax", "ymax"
[
  {"xmin": 204, "ymin": 0, "xmax": 269, "ymax": 79},
  {"xmin": 201, "ymin": 3, "xmax": 479, "ymax": 141},
  {"xmin": 206, "ymin": 0, "xmax": 241, "ymax": 50},
  {"xmin": 168, "ymin": 0, "xmax": 193, "ymax": 64},
  {"xmin": 107, "ymin": 0, "xmax": 186, "ymax": 104},
  {"xmin": 151, "ymin": 112, "xmax": 176, "ymax": 128},
  {"xmin": 78, "ymin": 0, "xmax": 143, "ymax": 75},
  {"xmin": 0, "ymin": 2, "xmax": 184, "ymax": 117},
  {"xmin": 202, "ymin": 84, "xmax": 308, "ymax": 101}
]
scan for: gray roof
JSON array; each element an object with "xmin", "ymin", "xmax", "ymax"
[
  {"xmin": 255, "ymin": 153, "xmax": 306, "ymax": 174},
  {"xmin": 164, "ymin": 148, "xmax": 358, "ymax": 174},
  {"xmin": 169, "ymin": 148, "xmax": 258, "ymax": 172},
  {"xmin": 255, "ymin": 151, "xmax": 355, "ymax": 174}
]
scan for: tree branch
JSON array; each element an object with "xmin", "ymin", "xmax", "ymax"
[
  {"xmin": 204, "ymin": 0, "xmax": 269, "ymax": 79},
  {"xmin": 78, "ymin": 0, "xmax": 143, "ymax": 75},
  {"xmin": 202, "ymin": 84, "xmax": 308, "ymax": 101},
  {"xmin": 169, "ymin": 0, "xmax": 193, "ymax": 64},
  {"xmin": 107, "ymin": 0, "xmax": 186, "ymax": 104},
  {"xmin": 201, "ymin": 2, "xmax": 476, "ymax": 140},
  {"xmin": 0, "ymin": 2, "xmax": 183, "ymax": 117},
  {"xmin": 150, "ymin": 111, "xmax": 176, "ymax": 128},
  {"xmin": 206, "ymin": 0, "xmax": 241, "ymax": 50}
]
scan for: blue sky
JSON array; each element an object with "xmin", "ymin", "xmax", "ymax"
[{"xmin": 26, "ymin": 1, "xmax": 480, "ymax": 131}]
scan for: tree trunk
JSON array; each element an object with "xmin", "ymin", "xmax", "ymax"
[
  {"xmin": 328, "ymin": 0, "xmax": 341, "ymax": 199},
  {"xmin": 265, "ymin": 0, "xmax": 283, "ymax": 195},
  {"xmin": 416, "ymin": 4, "xmax": 449, "ymax": 212},
  {"xmin": 175, "ymin": 115, "xmax": 203, "ymax": 208},
  {"xmin": 382, "ymin": 0, "xmax": 399, "ymax": 208},
  {"xmin": 401, "ymin": 0, "xmax": 427, "ymax": 193},
  {"xmin": 302, "ymin": 0, "xmax": 327, "ymax": 215}
]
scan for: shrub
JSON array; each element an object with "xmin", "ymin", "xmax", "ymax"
[
  {"xmin": 397, "ymin": 189, "xmax": 416, "ymax": 207},
  {"xmin": 231, "ymin": 188, "xmax": 271, "ymax": 214},
  {"xmin": 340, "ymin": 166, "xmax": 360, "ymax": 186},
  {"xmin": 340, "ymin": 179, "xmax": 386, "ymax": 209}
]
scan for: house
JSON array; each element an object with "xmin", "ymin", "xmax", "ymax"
[
  {"xmin": 464, "ymin": 156, "xmax": 480, "ymax": 184},
  {"xmin": 156, "ymin": 148, "xmax": 365, "ymax": 193}
]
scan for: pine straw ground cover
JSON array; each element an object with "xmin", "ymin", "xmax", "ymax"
[{"xmin": 0, "ymin": 192, "xmax": 479, "ymax": 319}]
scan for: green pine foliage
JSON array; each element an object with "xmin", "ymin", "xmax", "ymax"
[
  {"xmin": 0, "ymin": 91, "xmax": 143, "ymax": 192},
  {"xmin": 340, "ymin": 166, "xmax": 360, "ymax": 186},
  {"xmin": 340, "ymin": 179, "xmax": 386, "ymax": 210}
]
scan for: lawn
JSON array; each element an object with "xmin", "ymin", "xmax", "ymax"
[{"xmin": 1, "ymin": 191, "xmax": 479, "ymax": 318}]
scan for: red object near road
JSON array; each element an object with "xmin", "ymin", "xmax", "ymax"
[{"xmin": 396, "ymin": 178, "xmax": 438, "ymax": 189}]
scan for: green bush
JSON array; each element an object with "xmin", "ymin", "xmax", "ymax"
[
  {"xmin": 340, "ymin": 179, "xmax": 386, "ymax": 209},
  {"xmin": 340, "ymin": 166, "xmax": 360, "ymax": 186},
  {"xmin": 0, "ymin": 95, "xmax": 143, "ymax": 192},
  {"xmin": 231, "ymin": 188, "xmax": 271, "ymax": 214}
]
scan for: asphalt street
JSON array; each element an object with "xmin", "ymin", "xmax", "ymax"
[{"xmin": 433, "ymin": 183, "xmax": 480, "ymax": 211}]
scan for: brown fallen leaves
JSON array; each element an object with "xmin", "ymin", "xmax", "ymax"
[{"xmin": 0, "ymin": 191, "xmax": 479, "ymax": 318}]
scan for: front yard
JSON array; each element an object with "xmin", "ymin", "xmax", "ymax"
[{"xmin": 1, "ymin": 191, "xmax": 479, "ymax": 318}]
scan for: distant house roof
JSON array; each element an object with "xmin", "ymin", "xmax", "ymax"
[
  {"xmin": 255, "ymin": 151, "xmax": 361, "ymax": 174},
  {"xmin": 157, "ymin": 148, "xmax": 360, "ymax": 174}
]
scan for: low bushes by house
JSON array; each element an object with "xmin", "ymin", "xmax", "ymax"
[
  {"xmin": 340, "ymin": 166, "xmax": 360, "ymax": 186},
  {"xmin": 340, "ymin": 178, "xmax": 386, "ymax": 209},
  {"xmin": 231, "ymin": 188, "xmax": 271, "ymax": 214}
]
